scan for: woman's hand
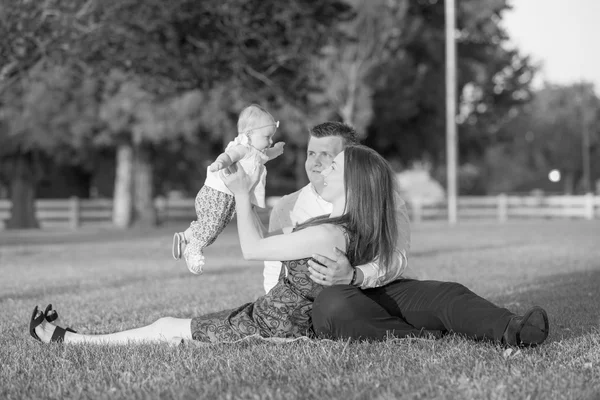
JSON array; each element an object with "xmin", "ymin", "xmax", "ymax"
[
  {"xmin": 208, "ymin": 160, "xmax": 225, "ymax": 172},
  {"xmin": 220, "ymin": 164, "xmax": 261, "ymax": 197}
]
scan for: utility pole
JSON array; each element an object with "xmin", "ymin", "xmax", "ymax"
[
  {"xmin": 445, "ymin": 0, "xmax": 458, "ymax": 223},
  {"xmin": 581, "ymin": 82, "xmax": 591, "ymax": 193}
]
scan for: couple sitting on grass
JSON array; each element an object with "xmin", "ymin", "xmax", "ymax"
[{"xmin": 29, "ymin": 121, "xmax": 549, "ymax": 348}]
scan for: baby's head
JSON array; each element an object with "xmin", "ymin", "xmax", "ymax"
[{"xmin": 237, "ymin": 104, "xmax": 279, "ymax": 151}]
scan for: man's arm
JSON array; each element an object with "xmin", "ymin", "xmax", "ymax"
[
  {"xmin": 263, "ymin": 204, "xmax": 286, "ymax": 293},
  {"xmin": 353, "ymin": 250, "xmax": 408, "ymax": 288}
]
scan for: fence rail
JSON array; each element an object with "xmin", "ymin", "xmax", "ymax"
[
  {"xmin": 0, "ymin": 194, "xmax": 598, "ymax": 230},
  {"xmin": 408, "ymin": 194, "xmax": 600, "ymax": 222}
]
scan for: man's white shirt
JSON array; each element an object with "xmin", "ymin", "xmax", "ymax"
[{"xmin": 263, "ymin": 184, "xmax": 417, "ymax": 293}]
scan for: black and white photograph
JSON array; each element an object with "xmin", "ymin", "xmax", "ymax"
[{"xmin": 1, "ymin": 0, "xmax": 599, "ymax": 399}]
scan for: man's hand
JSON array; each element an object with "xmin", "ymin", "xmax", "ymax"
[
  {"xmin": 308, "ymin": 247, "xmax": 354, "ymax": 286},
  {"xmin": 220, "ymin": 164, "xmax": 260, "ymax": 196}
]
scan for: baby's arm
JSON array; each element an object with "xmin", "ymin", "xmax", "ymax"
[
  {"xmin": 209, "ymin": 145, "xmax": 249, "ymax": 172},
  {"xmin": 264, "ymin": 142, "xmax": 285, "ymax": 161}
]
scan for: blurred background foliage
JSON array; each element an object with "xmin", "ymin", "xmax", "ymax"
[{"xmin": 0, "ymin": 0, "xmax": 599, "ymax": 228}]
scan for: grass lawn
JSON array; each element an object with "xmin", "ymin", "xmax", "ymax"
[{"xmin": 1, "ymin": 219, "xmax": 599, "ymax": 399}]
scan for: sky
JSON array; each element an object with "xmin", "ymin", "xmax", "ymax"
[{"xmin": 502, "ymin": 0, "xmax": 600, "ymax": 92}]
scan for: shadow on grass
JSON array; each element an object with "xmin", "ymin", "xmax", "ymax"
[
  {"xmin": 0, "ymin": 263, "xmax": 250, "ymax": 303},
  {"xmin": 0, "ymin": 225, "xmax": 178, "ymax": 247},
  {"xmin": 411, "ymin": 242, "xmax": 528, "ymax": 258},
  {"xmin": 491, "ymin": 268, "xmax": 600, "ymax": 342}
]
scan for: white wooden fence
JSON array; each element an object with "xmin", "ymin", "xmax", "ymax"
[
  {"xmin": 0, "ymin": 194, "xmax": 599, "ymax": 230},
  {"xmin": 408, "ymin": 193, "xmax": 600, "ymax": 223},
  {"xmin": 0, "ymin": 197, "xmax": 114, "ymax": 230}
]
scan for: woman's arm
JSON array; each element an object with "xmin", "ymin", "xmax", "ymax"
[
  {"xmin": 235, "ymin": 193, "xmax": 343, "ymax": 261},
  {"xmin": 221, "ymin": 166, "xmax": 343, "ymax": 261}
]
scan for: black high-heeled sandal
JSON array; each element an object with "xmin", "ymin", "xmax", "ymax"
[
  {"xmin": 44, "ymin": 304, "xmax": 77, "ymax": 333},
  {"xmin": 29, "ymin": 306, "xmax": 45, "ymax": 342},
  {"xmin": 30, "ymin": 305, "xmax": 75, "ymax": 343}
]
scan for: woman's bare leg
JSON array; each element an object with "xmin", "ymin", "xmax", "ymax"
[{"xmin": 35, "ymin": 316, "xmax": 193, "ymax": 345}]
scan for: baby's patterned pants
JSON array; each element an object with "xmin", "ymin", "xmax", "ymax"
[{"xmin": 184, "ymin": 185, "xmax": 236, "ymax": 274}]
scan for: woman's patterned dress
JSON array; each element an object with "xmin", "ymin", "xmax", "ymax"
[{"xmin": 191, "ymin": 257, "xmax": 324, "ymax": 342}]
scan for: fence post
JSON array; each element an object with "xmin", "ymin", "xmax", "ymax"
[
  {"xmin": 70, "ymin": 196, "xmax": 80, "ymax": 229},
  {"xmin": 584, "ymin": 193, "xmax": 594, "ymax": 220},
  {"xmin": 412, "ymin": 198, "xmax": 422, "ymax": 224},
  {"xmin": 497, "ymin": 193, "xmax": 507, "ymax": 223}
]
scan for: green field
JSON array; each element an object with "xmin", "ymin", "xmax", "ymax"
[{"xmin": 1, "ymin": 220, "xmax": 599, "ymax": 399}]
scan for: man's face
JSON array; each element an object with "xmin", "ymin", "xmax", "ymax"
[{"xmin": 305, "ymin": 136, "xmax": 344, "ymax": 194}]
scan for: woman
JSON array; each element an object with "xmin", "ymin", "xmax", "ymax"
[{"xmin": 30, "ymin": 145, "xmax": 414, "ymax": 344}]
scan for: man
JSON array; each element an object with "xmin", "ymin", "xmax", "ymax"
[
  {"xmin": 263, "ymin": 121, "xmax": 417, "ymax": 292},
  {"xmin": 264, "ymin": 122, "xmax": 548, "ymax": 345}
]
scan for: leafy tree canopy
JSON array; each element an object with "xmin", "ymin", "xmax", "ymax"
[{"xmin": 366, "ymin": 0, "xmax": 537, "ymax": 167}]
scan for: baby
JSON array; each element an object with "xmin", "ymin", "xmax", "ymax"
[{"xmin": 172, "ymin": 104, "xmax": 285, "ymax": 274}]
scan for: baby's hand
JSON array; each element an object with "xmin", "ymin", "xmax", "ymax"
[
  {"xmin": 271, "ymin": 142, "xmax": 285, "ymax": 156},
  {"xmin": 208, "ymin": 160, "xmax": 225, "ymax": 172}
]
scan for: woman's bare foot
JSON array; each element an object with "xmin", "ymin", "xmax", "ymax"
[
  {"xmin": 33, "ymin": 311, "xmax": 59, "ymax": 343},
  {"xmin": 31, "ymin": 307, "xmax": 76, "ymax": 343}
]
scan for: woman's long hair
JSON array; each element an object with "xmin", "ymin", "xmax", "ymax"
[{"xmin": 299, "ymin": 145, "xmax": 399, "ymax": 269}]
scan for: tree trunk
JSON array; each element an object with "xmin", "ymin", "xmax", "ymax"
[
  {"xmin": 563, "ymin": 171, "xmax": 575, "ymax": 195},
  {"xmin": 294, "ymin": 145, "xmax": 308, "ymax": 190},
  {"xmin": 133, "ymin": 143, "xmax": 156, "ymax": 227},
  {"xmin": 339, "ymin": 63, "xmax": 358, "ymax": 127},
  {"xmin": 112, "ymin": 143, "xmax": 134, "ymax": 228},
  {"xmin": 6, "ymin": 154, "xmax": 39, "ymax": 229}
]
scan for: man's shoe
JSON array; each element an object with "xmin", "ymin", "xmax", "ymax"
[{"xmin": 502, "ymin": 306, "xmax": 549, "ymax": 347}]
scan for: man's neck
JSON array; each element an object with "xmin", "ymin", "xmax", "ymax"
[{"xmin": 309, "ymin": 183, "xmax": 325, "ymax": 199}]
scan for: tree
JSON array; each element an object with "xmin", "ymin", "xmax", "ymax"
[
  {"xmin": 478, "ymin": 82, "xmax": 600, "ymax": 194},
  {"xmin": 1, "ymin": 0, "xmax": 354, "ymax": 227},
  {"xmin": 312, "ymin": 0, "xmax": 419, "ymax": 135},
  {"xmin": 365, "ymin": 0, "xmax": 537, "ymax": 177},
  {"xmin": 0, "ymin": 0, "xmax": 78, "ymax": 93},
  {"xmin": 98, "ymin": 70, "xmax": 204, "ymax": 227},
  {"xmin": 87, "ymin": 0, "xmax": 353, "ymax": 225},
  {"xmin": 0, "ymin": 64, "xmax": 100, "ymax": 228},
  {"xmin": 523, "ymin": 83, "xmax": 599, "ymax": 194},
  {"xmin": 0, "ymin": 0, "xmax": 102, "ymax": 228}
]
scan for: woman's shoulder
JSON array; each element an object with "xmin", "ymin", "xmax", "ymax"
[
  {"xmin": 314, "ymin": 224, "xmax": 347, "ymax": 252},
  {"xmin": 291, "ymin": 223, "xmax": 347, "ymax": 256}
]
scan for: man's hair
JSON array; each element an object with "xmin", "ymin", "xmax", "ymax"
[
  {"xmin": 309, "ymin": 122, "xmax": 358, "ymax": 147},
  {"xmin": 237, "ymin": 104, "xmax": 275, "ymax": 134}
]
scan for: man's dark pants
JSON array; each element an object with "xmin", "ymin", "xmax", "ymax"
[{"xmin": 312, "ymin": 279, "xmax": 514, "ymax": 342}]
